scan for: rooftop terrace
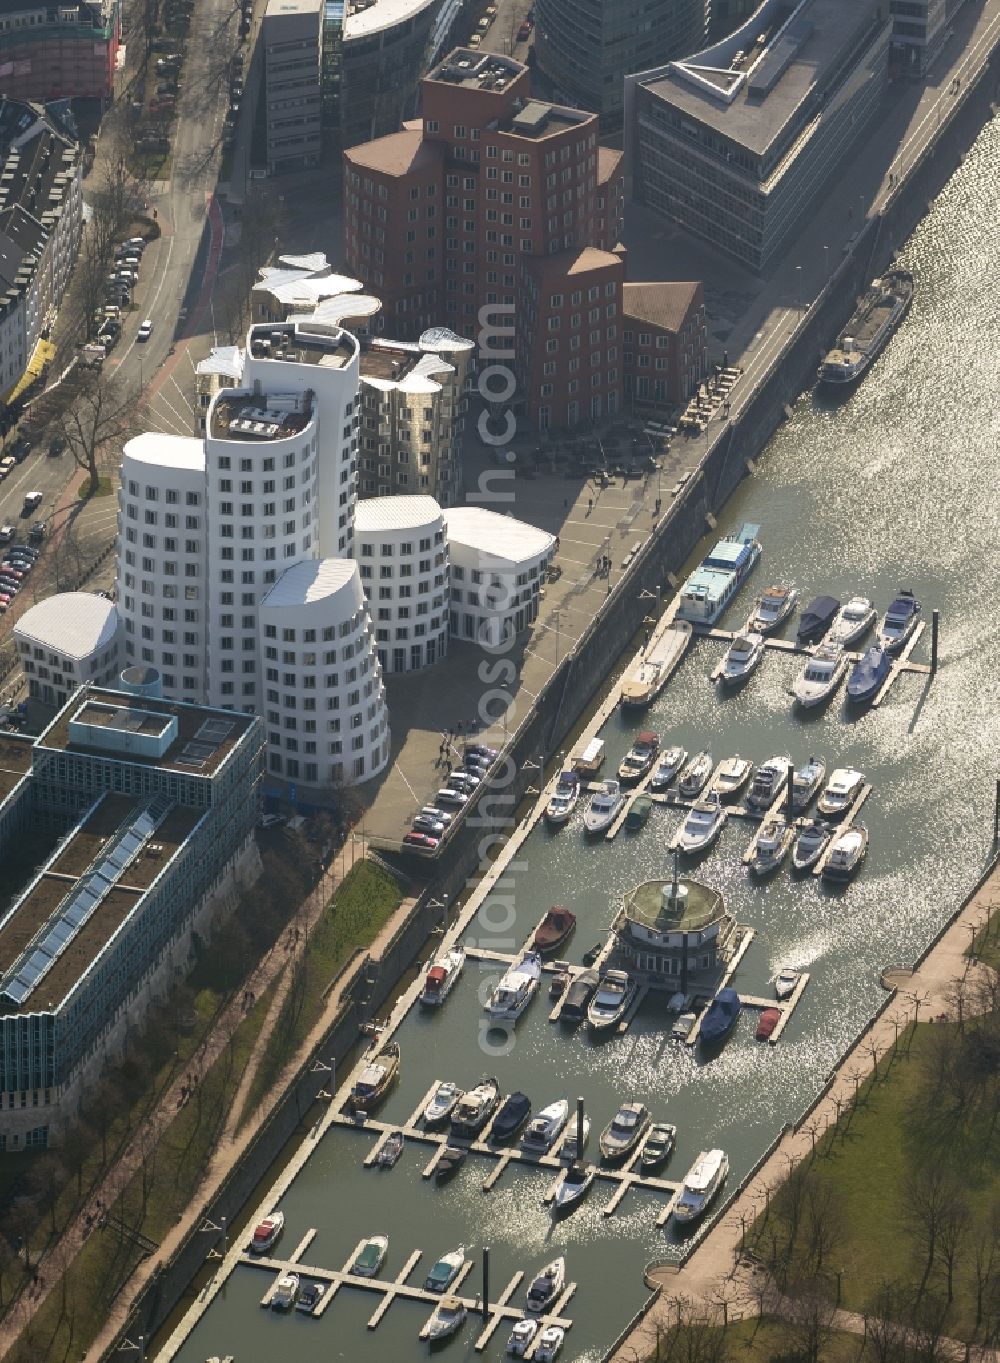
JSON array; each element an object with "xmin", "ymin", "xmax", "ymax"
[
  {"xmin": 247, "ymin": 320, "xmax": 356, "ymax": 369},
  {"xmin": 210, "ymin": 387, "xmax": 315, "ymax": 443},
  {"xmin": 623, "ymin": 877, "xmax": 727, "ymax": 934},
  {"xmin": 0, "ymin": 733, "xmax": 31, "ymax": 803}
]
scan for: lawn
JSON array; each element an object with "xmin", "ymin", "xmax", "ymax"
[{"xmin": 78, "ymin": 475, "xmax": 114, "ymax": 500}]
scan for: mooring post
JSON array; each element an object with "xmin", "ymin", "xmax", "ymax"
[
  {"xmin": 931, "ymin": 609, "xmax": 939, "ymax": 673},
  {"xmin": 482, "ymin": 1246, "xmax": 490, "ymax": 1318},
  {"xmin": 576, "ymin": 1096, "xmax": 585, "ymax": 1155},
  {"xmin": 786, "ymin": 765, "xmax": 797, "ymax": 820}
]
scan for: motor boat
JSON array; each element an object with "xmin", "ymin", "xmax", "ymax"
[
  {"xmin": 549, "ymin": 963, "xmax": 571, "ymax": 998},
  {"xmin": 349, "ymin": 1042, "xmax": 400, "ymax": 1112},
  {"xmin": 553, "ymin": 1162, "xmax": 595, "ymax": 1214},
  {"xmin": 424, "ymin": 1246, "xmax": 467, "ymax": 1293},
  {"xmin": 586, "ymin": 969, "xmax": 636, "ymax": 1032},
  {"xmin": 545, "ymin": 771, "xmax": 581, "ymax": 826},
  {"xmin": 650, "ymin": 745, "xmax": 688, "ymax": 791},
  {"xmin": 376, "ymin": 1130, "xmax": 405, "ymax": 1168},
  {"xmin": 711, "ymin": 755, "xmax": 753, "ymax": 800},
  {"xmin": 756, "ymin": 1007, "xmax": 782, "ymax": 1041},
  {"xmin": 746, "ymin": 583, "xmax": 798, "ymax": 634},
  {"xmin": 640, "ymin": 1122, "xmax": 677, "ymax": 1172},
  {"xmin": 699, "ymin": 988, "xmax": 741, "ymax": 1048},
  {"xmin": 677, "ymin": 750, "xmax": 713, "ymax": 799},
  {"xmin": 599, "ymin": 1101, "xmax": 652, "ymax": 1162},
  {"xmin": 827, "ymin": 596, "xmax": 876, "ymax": 647},
  {"xmin": 790, "ymin": 756, "xmax": 826, "ymax": 812},
  {"xmin": 271, "ymin": 1271, "xmax": 300, "ymax": 1309},
  {"xmin": 618, "ymin": 730, "xmax": 660, "ymax": 783},
  {"xmin": 532, "ymin": 906, "xmax": 577, "ymax": 955},
  {"xmin": 625, "ymin": 793, "xmax": 653, "ymax": 830},
  {"xmin": 877, "ymin": 589, "xmax": 921, "ymax": 653},
  {"xmin": 423, "ymin": 1295, "xmax": 467, "ymax": 1342},
  {"xmin": 675, "ymin": 523, "xmax": 762, "ymax": 625},
  {"xmin": 673, "ymin": 1149, "xmax": 729, "ymax": 1224},
  {"xmin": 718, "ymin": 632, "xmax": 764, "ymax": 686},
  {"xmin": 847, "ymin": 644, "xmax": 892, "ymax": 703},
  {"xmin": 791, "ymin": 642, "xmax": 849, "ymax": 708},
  {"xmin": 296, "ymin": 1280, "xmax": 327, "ymax": 1313},
  {"xmin": 674, "ymin": 791, "xmax": 727, "ymax": 855},
  {"xmin": 522, "ymin": 1099, "xmax": 570, "ymax": 1152},
  {"xmin": 508, "ymin": 1318, "xmax": 540, "ymax": 1356},
  {"xmin": 796, "ymin": 595, "xmax": 840, "ymax": 646},
  {"xmin": 352, "ymin": 1234, "xmax": 389, "ymax": 1277},
  {"xmin": 485, "ymin": 951, "xmax": 543, "ymax": 1023},
  {"xmin": 560, "ymin": 1115, "xmax": 590, "ymax": 1161},
  {"xmin": 560, "ymin": 969, "xmax": 599, "ymax": 1025},
  {"xmin": 435, "ymin": 1145, "xmax": 467, "ymax": 1180},
  {"xmin": 450, "ymin": 1077, "xmax": 500, "ymax": 1138},
  {"xmin": 583, "ymin": 780, "xmax": 625, "ymax": 836},
  {"xmin": 526, "ymin": 1257, "xmax": 566, "ymax": 1313},
  {"xmin": 250, "ymin": 1210, "xmax": 284, "ymax": 1253},
  {"xmin": 791, "ymin": 818, "xmax": 832, "ymax": 872},
  {"xmin": 749, "ymin": 817, "xmax": 794, "ymax": 875},
  {"xmin": 822, "ymin": 823, "xmax": 869, "ymax": 882},
  {"xmin": 419, "ymin": 946, "xmax": 466, "ymax": 1006},
  {"xmin": 817, "ymin": 767, "xmax": 865, "ymax": 819},
  {"xmin": 671, "ymin": 1010, "xmax": 697, "ymax": 1042},
  {"xmin": 491, "ymin": 1091, "xmax": 532, "ymax": 1143},
  {"xmin": 535, "ymin": 1326, "xmax": 566, "ymax": 1362},
  {"xmin": 746, "ymin": 756, "xmax": 792, "ymax": 812},
  {"xmin": 775, "ymin": 968, "xmax": 801, "ymax": 1001},
  {"xmin": 424, "ymin": 1081, "xmax": 464, "ymax": 1127}
]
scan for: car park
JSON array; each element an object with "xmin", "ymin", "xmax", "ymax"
[{"xmin": 137, "ymin": 319, "xmax": 154, "ymax": 342}]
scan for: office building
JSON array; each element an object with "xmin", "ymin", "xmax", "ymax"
[
  {"xmin": 627, "ymin": 0, "xmax": 891, "ymax": 271},
  {"xmin": 445, "ymin": 506, "xmax": 555, "ymax": 647},
  {"xmin": 623, "ymin": 280, "xmax": 709, "ymax": 406},
  {"xmin": 0, "ymin": 0, "xmax": 121, "ymax": 103},
  {"xmin": 14, "ymin": 593, "xmax": 120, "ymax": 708},
  {"xmin": 889, "ymin": 0, "xmax": 949, "ymax": 75},
  {"xmin": 262, "ymin": 0, "xmax": 323, "ymax": 176},
  {"xmin": 355, "ymin": 495, "xmax": 449, "ymax": 673}
]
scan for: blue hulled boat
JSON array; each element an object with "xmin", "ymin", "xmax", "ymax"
[
  {"xmin": 699, "ymin": 988, "xmax": 742, "ymax": 1047},
  {"xmin": 847, "ymin": 644, "xmax": 892, "ymax": 704}
]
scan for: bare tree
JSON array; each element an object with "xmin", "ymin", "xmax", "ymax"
[
  {"xmin": 902, "ymin": 1163, "xmax": 955, "ymax": 1301},
  {"xmin": 218, "ymin": 192, "xmax": 287, "ymax": 344},
  {"xmin": 54, "ymin": 367, "xmax": 142, "ymax": 496},
  {"xmin": 28, "ymin": 1154, "xmax": 68, "ymax": 1237},
  {"xmin": 58, "ymin": 1118, "xmax": 94, "ymax": 1200},
  {"xmin": 934, "ymin": 1193, "xmax": 970, "ymax": 1304},
  {"xmin": 803, "ymin": 1180, "xmax": 844, "ymax": 1277},
  {"xmin": 973, "ymin": 1215, "xmax": 1000, "ymax": 1337},
  {"xmin": 650, "ymin": 1295, "xmax": 730, "ymax": 1363},
  {"xmin": 768, "ymin": 1274, "xmax": 836, "ymax": 1363},
  {"xmin": 862, "ymin": 1280, "xmax": 910, "ymax": 1363}
]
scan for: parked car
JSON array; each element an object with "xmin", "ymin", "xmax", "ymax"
[
  {"xmin": 0, "ymin": 524, "xmax": 14, "ymax": 543},
  {"xmin": 48, "ymin": 437, "xmax": 65, "ymax": 457},
  {"xmin": 28, "ymin": 521, "xmax": 46, "ymax": 543},
  {"xmin": 412, "ymin": 815, "xmax": 446, "ymax": 836},
  {"xmin": 9, "ymin": 436, "xmax": 31, "ymax": 463},
  {"xmin": 0, "ymin": 457, "xmax": 14, "ymax": 480},
  {"xmin": 402, "ymin": 831, "xmax": 440, "ymax": 852},
  {"xmin": 517, "ymin": 17, "xmax": 532, "ymax": 38},
  {"xmin": 435, "ymin": 787, "xmax": 468, "ymax": 807}
]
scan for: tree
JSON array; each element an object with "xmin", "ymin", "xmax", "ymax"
[
  {"xmin": 803, "ymin": 1179, "xmax": 844, "ymax": 1277},
  {"xmin": 862, "ymin": 1280, "xmax": 910, "ymax": 1363},
  {"xmin": 27, "ymin": 1154, "xmax": 67, "ymax": 1237},
  {"xmin": 218, "ymin": 191, "xmax": 287, "ymax": 344},
  {"xmin": 934, "ymin": 1193, "xmax": 970, "ymax": 1303},
  {"xmin": 53, "ymin": 366, "xmax": 142, "ymax": 496},
  {"xmin": 70, "ymin": 148, "xmax": 150, "ymax": 344},
  {"xmin": 902, "ymin": 1163, "xmax": 955, "ymax": 1301},
  {"xmin": 766, "ymin": 1274, "xmax": 836, "ymax": 1363},
  {"xmin": 58, "ymin": 1118, "xmax": 94, "ymax": 1200},
  {"xmin": 972, "ymin": 1216, "xmax": 1000, "ymax": 1337}
]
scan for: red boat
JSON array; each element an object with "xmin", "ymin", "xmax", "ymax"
[
  {"xmin": 532, "ymin": 906, "xmax": 577, "ymax": 955},
  {"xmin": 250, "ymin": 1210, "xmax": 285, "ymax": 1253},
  {"xmin": 755, "ymin": 1007, "xmax": 782, "ymax": 1042}
]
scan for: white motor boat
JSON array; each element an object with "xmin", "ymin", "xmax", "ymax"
[
  {"xmin": 250, "ymin": 1210, "xmax": 284, "ymax": 1254},
  {"xmin": 746, "ymin": 756, "xmax": 792, "ymax": 812},
  {"xmin": 582, "ymin": 779, "xmax": 625, "ymax": 835},
  {"xmin": 650, "ymin": 745, "xmax": 687, "ymax": 791},
  {"xmin": 876, "ymin": 589, "xmax": 921, "ymax": 653},
  {"xmin": 674, "ymin": 791, "xmax": 726, "ymax": 855},
  {"xmin": 791, "ymin": 818, "xmax": 832, "ymax": 871},
  {"xmin": 535, "ymin": 1326, "xmax": 566, "ymax": 1362},
  {"xmin": 790, "ymin": 756, "xmax": 827, "ymax": 812},
  {"xmin": 746, "ymin": 583, "xmax": 798, "ymax": 634},
  {"xmin": 553, "ymin": 1162, "xmax": 595, "ymax": 1214},
  {"xmin": 718, "ymin": 632, "xmax": 764, "ymax": 685},
  {"xmin": 677, "ymin": 750, "xmax": 712, "ymax": 799},
  {"xmin": 526, "ymin": 1257, "xmax": 566, "ymax": 1313},
  {"xmin": 507, "ymin": 1319, "xmax": 539, "ymax": 1356},
  {"xmin": 822, "ymin": 823, "xmax": 869, "ymax": 882},
  {"xmin": 711, "ymin": 755, "xmax": 753, "ymax": 800},
  {"xmin": 775, "ymin": 968, "xmax": 801, "ymax": 1001},
  {"xmin": 827, "ymin": 595, "xmax": 876, "ymax": 647},
  {"xmin": 485, "ymin": 951, "xmax": 543, "ymax": 1023},
  {"xmin": 817, "ymin": 767, "xmax": 865, "ymax": 819},
  {"xmin": 672, "ymin": 1010, "xmax": 697, "ymax": 1041},
  {"xmin": 424, "ymin": 1246, "xmax": 467, "ymax": 1293},
  {"xmin": 559, "ymin": 1116, "xmax": 590, "ymax": 1162},
  {"xmin": 451, "ymin": 1078, "xmax": 500, "ymax": 1138},
  {"xmin": 419, "ymin": 946, "xmax": 466, "ymax": 1006},
  {"xmin": 673, "ymin": 1149, "xmax": 729, "ymax": 1224},
  {"xmin": 424, "ymin": 1080, "xmax": 464, "ymax": 1126},
  {"xmin": 586, "ymin": 968, "xmax": 636, "ymax": 1032},
  {"xmin": 521, "ymin": 1099, "xmax": 570, "ymax": 1153},
  {"xmin": 545, "ymin": 771, "xmax": 581, "ymax": 827},
  {"xmin": 791, "ymin": 642, "xmax": 849, "ymax": 708},
  {"xmin": 352, "ymin": 1234, "xmax": 389, "ymax": 1277},
  {"xmin": 271, "ymin": 1272, "xmax": 300, "ymax": 1309},
  {"xmin": 422, "ymin": 1295, "xmax": 467, "ymax": 1342},
  {"xmin": 749, "ymin": 817, "xmax": 794, "ymax": 875}
]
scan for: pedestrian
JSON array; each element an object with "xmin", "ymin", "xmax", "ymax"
[
  {"xmin": 587, "ymin": 497, "xmax": 593, "ymax": 515},
  {"xmin": 723, "ymin": 349, "xmax": 729, "ymax": 369},
  {"xmin": 563, "ymin": 498, "xmax": 568, "ymax": 510}
]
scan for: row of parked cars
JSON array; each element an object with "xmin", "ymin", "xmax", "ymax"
[
  {"xmin": 402, "ymin": 743, "xmax": 499, "ymax": 853},
  {"xmin": 97, "ymin": 237, "xmax": 151, "ymax": 351},
  {"xmin": 0, "ymin": 539, "xmax": 40, "ymax": 614}
]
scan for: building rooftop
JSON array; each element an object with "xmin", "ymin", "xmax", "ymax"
[
  {"xmin": 527, "ymin": 245, "xmax": 624, "ymax": 282},
  {"xmin": 246, "ymin": 318, "xmax": 357, "ymax": 368},
  {"xmin": 623, "ymin": 281, "xmax": 702, "ymax": 334},
  {"xmin": 123, "ymin": 430, "xmax": 206, "ymax": 472},
  {"xmin": 0, "ymin": 733, "xmax": 32, "ymax": 804},
  {"xmin": 264, "ymin": 0, "xmax": 321, "ymax": 16},
  {"xmin": 444, "ymin": 507, "xmax": 555, "ymax": 565},
  {"xmin": 15, "ymin": 592, "xmax": 118, "ymax": 661},
  {"xmin": 260, "ymin": 558, "xmax": 361, "ymax": 609},
  {"xmin": 429, "ymin": 50, "xmax": 524, "ymax": 89},
  {"xmin": 496, "ymin": 100, "xmax": 593, "ymax": 140},
  {"xmin": 356, "ymin": 495, "xmax": 443, "ymax": 533},
  {"xmin": 195, "ymin": 346, "xmax": 244, "ymax": 381},
  {"xmin": 596, "ymin": 145, "xmax": 624, "ymax": 185},
  {"xmin": 623, "ymin": 877, "xmax": 726, "ymax": 934},
  {"xmin": 254, "ymin": 260, "xmax": 364, "ymax": 310},
  {"xmin": 343, "ymin": 0, "xmax": 438, "ymax": 40},
  {"xmin": 345, "ymin": 128, "xmax": 443, "ymax": 176},
  {"xmin": 210, "ymin": 388, "xmax": 315, "ymax": 443}
]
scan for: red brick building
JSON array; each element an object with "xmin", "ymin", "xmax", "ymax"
[
  {"xmin": 622, "ymin": 280, "xmax": 709, "ymax": 409},
  {"xmin": 0, "ymin": 0, "xmax": 121, "ymax": 103},
  {"xmin": 343, "ymin": 49, "xmax": 626, "ymax": 431}
]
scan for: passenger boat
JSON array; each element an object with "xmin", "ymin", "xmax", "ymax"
[
  {"xmin": 828, "ymin": 596, "xmax": 876, "ymax": 647},
  {"xmin": 817, "ymin": 767, "xmax": 865, "ymax": 819},
  {"xmin": 532, "ymin": 906, "xmax": 577, "ymax": 955},
  {"xmin": 796, "ymin": 595, "xmax": 840, "ymax": 647},
  {"xmin": 296, "ymin": 1280, "xmax": 328, "ymax": 1313},
  {"xmin": 640, "ymin": 1122, "xmax": 677, "ymax": 1172},
  {"xmin": 435, "ymin": 1145, "xmax": 467, "ymax": 1179},
  {"xmin": 535, "ymin": 1325, "xmax": 566, "ymax": 1362},
  {"xmin": 675, "ymin": 523, "xmax": 762, "ymax": 626},
  {"xmin": 419, "ymin": 946, "xmax": 466, "ymax": 1006},
  {"xmin": 424, "ymin": 1080, "xmax": 463, "ymax": 1126},
  {"xmin": 526, "ymin": 1256, "xmax": 566, "ymax": 1313},
  {"xmin": 650, "ymin": 745, "xmax": 688, "ymax": 791},
  {"xmin": 822, "ymin": 824, "xmax": 869, "ymax": 882},
  {"xmin": 599, "ymin": 1101, "xmax": 651, "ymax": 1162},
  {"xmin": 508, "ymin": 1318, "xmax": 539, "ymax": 1356},
  {"xmin": 817, "ymin": 269, "xmax": 914, "ymax": 386},
  {"xmin": 485, "ymin": 951, "xmax": 543, "ymax": 1023},
  {"xmin": 491, "ymin": 1091, "xmax": 532, "ymax": 1143},
  {"xmin": 250, "ymin": 1210, "xmax": 284, "ymax": 1253},
  {"xmin": 673, "ymin": 1149, "xmax": 729, "ymax": 1223},
  {"xmin": 560, "ymin": 1115, "xmax": 590, "ymax": 1161},
  {"xmin": 790, "ymin": 756, "xmax": 826, "ymax": 812},
  {"xmin": 791, "ymin": 642, "xmax": 849, "ymax": 709},
  {"xmin": 450, "ymin": 1077, "xmax": 500, "ymax": 1138},
  {"xmin": 625, "ymin": 793, "xmax": 653, "ymax": 830},
  {"xmin": 619, "ymin": 622, "xmax": 692, "ymax": 708},
  {"xmin": 711, "ymin": 755, "xmax": 753, "ymax": 800},
  {"xmin": 545, "ymin": 771, "xmax": 581, "ymax": 826},
  {"xmin": 522, "ymin": 1099, "xmax": 570, "ymax": 1153},
  {"xmin": 553, "ymin": 1162, "xmax": 595, "ymax": 1214},
  {"xmin": 791, "ymin": 818, "xmax": 832, "ymax": 872},
  {"xmin": 749, "ymin": 817, "xmax": 794, "ymax": 875},
  {"xmin": 572, "ymin": 737, "xmax": 605, "ymax": 778},
  {"xmin": 424, "ymin": 1246, "xmax": 467, "ymax": 1293},
  {"xmin": 618, "ymin": 730, "xmax": 660, "ymax": 783},
  {"xmin": 877, "ymin": 589, "xmax": 921, "ymax": 654},
  {"xmin": 847, "ymin": 644, "xmax": 892, "ymax": 704},
  {"xmin": 700, "ymin": 988, "xmax": 741, "ymax": 1047},
  {"xmin": 349, "ymin": 1041, "xmax": 400, "ymax": 1112},
  {"xmin": 746, "ymin": 583, "xmax": 798, "ymax": 634},
  {"xmin": 586, "ymin": 969, "xmax": 636, "ymax": 1032},
  {"xmin": 560, "ymin": 969, "xmax": 599, "ymax": 1024},
  {"xmin": 746, "ymin": 756, "xmax": 792, "ymax": 812},
  {"xmin": 677, "ymin": 750, "xmax": 713, "ymax": 799},
  {"xmin": 352, "ymin": 1234, "xmax": 389, "ymax": 1277},
  {"xmin": 671, "ymin": 1010, "xmax": 698, "ymax": 1042},
  {"xmin": 271, "ymin": 1271, "xmax": 300, "ymax": 1309},
  {"xmin": 583, "ymin": 780, "xmax": 625, "ymax": 836},
  {"xmin": 423, "ymin": 1295, "xmax": 467, "ymax": 1342},
  {"xmin": 376, "ymin": 1130, "xmax": 405, "ymax": 1168},
  {"xmin": 756, "ymin": 1007, "xmax": 782, "ymax": 1042},
  {"xmin": 675, "ymin": 791, "xmax": 727, "ymax": 855},
  {"xmin": 775, "ymin": 968, "xmax": 801, "ymax": 1001},
  {"xmin": 718, "ymin": 632, "xmax": 764, "ymax": 686}
]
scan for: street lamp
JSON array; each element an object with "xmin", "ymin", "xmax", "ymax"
[{"xmin": 794, "ymin": 264, "xmax": 803, "ymax": 315}]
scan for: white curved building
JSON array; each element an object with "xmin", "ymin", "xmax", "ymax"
[
  {"xmin": 15, "ymin": 593, "xmax": 119, "ymax": 708},
  {"xmin": 258, "ymin": 559, "xmax": 388, "ymax": 786},
  {"xmin": 355, "ymin": 495, "xmax": 449, "ymax": 674},
  {"xmin": 445, "ymin": 508, "xmax": 556, "ymax": 648}
]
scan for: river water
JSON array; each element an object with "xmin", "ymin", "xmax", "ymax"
[{"xmin": 169, "ymin": 115, "xmax": 1000, "ymax": 1363}]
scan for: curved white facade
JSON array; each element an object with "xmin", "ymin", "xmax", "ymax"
[
  {"xmin": 445, "ymin": 507, "xmax": 556, "ymax": 649},
  {"xmin": 258, "ymin": 559, "xmax": 388, "ymax": 787},
  {"xmin": 355, "ymin": 495, "xmax": 449, "ymax": 674},
  {"xmin": 15, "ymin": 593, "xmax": 120, "ymax": 708}
]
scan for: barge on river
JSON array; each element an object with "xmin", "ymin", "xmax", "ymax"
[{"xmin": 817, "ymin": 269, "xmax": 914, "ymax": 387}]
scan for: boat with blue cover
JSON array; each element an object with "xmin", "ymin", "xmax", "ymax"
[
  {"xmin": 847, "ymin": 644, "xmax": 892, "ymax": 703},
  {"xmin": 700, "ymin": 988, "xmax": 741, "ymax": 1047},
  {"xmin": 676, "ymin": 524, "xmax": 761, "ymax": 625}
]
